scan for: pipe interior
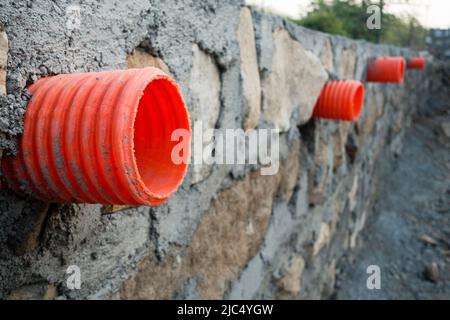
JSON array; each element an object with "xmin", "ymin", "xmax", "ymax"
[
  {"xmin": 133, "ymin": 78, "xmax": 190, "ymax": 197},
  {"xmin": 352, "ymin": 84, "xmax": 364, "ymax": 119}
]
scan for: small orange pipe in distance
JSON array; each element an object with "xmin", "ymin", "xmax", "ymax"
[
  {"xmin": 1, "ymin": 67, "xmax": 191, "ymax": 206},
  {"xmin": 407, "ymin": 57, "xmax": 426, "ymax": 70},
  {"xmin": 312, "ymin": 80, "xmax": 365, "ymax": 122},
  {"xmin": 366, "ymin": 56, "xmax": 405, "ymax": 83}
]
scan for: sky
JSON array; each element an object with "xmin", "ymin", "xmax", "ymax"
[{"xmin": 246, "ymin": 0, "xmax": 450, "ymax": 29}]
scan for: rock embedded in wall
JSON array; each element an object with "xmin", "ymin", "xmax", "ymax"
[
  {"xmin": 238, "ymin": 7, "xmax": 261, "ymax": 130},
  {"xmin": 8, "ymin": 283, "xmax": 56, "ymax": 300},
  {"xmin": 278, "ymin": 139, "xmax": 301, "ymax": 201},
  {"xmin": 376, "ymin": 91, "xmax": 385, "ymax": 118},
  {"xmin": 189, "ymin": 44, "xmax": 222, "ymax": 184},
  {"xmin": 0, "ymin": 25, "xmax": 7, "ymax": 160},
  {"xmin": 392, "ymin": 111, "xmax": 405, "ymax": 134},
  {"xmin": 348, "ymin": 175, "xmax": 359, "ymax": 212},
  {"xmin": 101, "ymin": 205, "xmax": 135, "ymax": 215},
  {"xmin": 349, "ymin": 210, "xmax": 367, "ymax": 249},
  {"xmin": 328, "ymin": 188, "xmax": 347, "ymax": 237},
  {"xmin": 308, "ymin": 128, "xmax": 333, "ymax": 207},
  {"xmin": 262, "ymin": 28, "xmax": 328, "ymax": 131},
  {"xmin": 312, "ymin": 222, "xmax": 331, "ymax": 256},
  {"xmin": 186, "ymin": 169, "xmax": 281, "ymax": 299},
  {"xmin": 276, "ymin": 255, "xmax": 305, "ymax": 299},
  {"xmin": 121, "ymin": 168, "xmax": 283, "ymax": 299},
  {"xmin": 0, "ymin": 27, "xmax": 7, "ymax": 96},
  {"xmin": 11, "ymin": 203, "xmax": 51, "ymax": 255},
  {"xmin": 358, "ymin": 89, "xmax": 382, "ymax": 144},
  {"xmin": 333, "ymin": 122, "xmax": 351, "ymax": 170},
  {"xmin": 388, "ymin": 88, "xmax": 405, "ymax": 109},
  {"xmin": 321, "ymin": 259, "xmax": 336, "ymax": 297},
  {"xmin": 441, "ymin": 122, "xmax": 450, "ymax": 139},
  {"xmin": 189, "ymin": 44, "xmax": 221, "ymax": 129},
  {"xmin": 126, "ymin": 49, "xmax": 171, "ymax": 75},
  {"xmin": 339, "ymin": 45, "xmax": 357, "ymax": 80},
  {"xmin": 319, "ymin": 38, "xmax": 334, "ymax": 73}
]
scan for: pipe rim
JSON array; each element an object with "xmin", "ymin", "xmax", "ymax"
[
  {"xmin": 398, "ymin": 58, "xmax": 405, "ymax": 82},
  {"xmin": 129, "ymin": 71, "xmax": 191, "ymax": 205},
  {"xmin": 350, "ymin": 82, "xmax": 364, "ymax": 120}
]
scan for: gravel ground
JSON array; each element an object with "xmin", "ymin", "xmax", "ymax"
[{"xmin": 334, "ymin": 104, "xmax": 450, "ymax": 300}]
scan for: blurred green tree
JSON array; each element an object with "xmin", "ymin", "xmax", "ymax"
[{"xmin": 293, "ymin": 0, "xmax": 427, "ymax": 48}]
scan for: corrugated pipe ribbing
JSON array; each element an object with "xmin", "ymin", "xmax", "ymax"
[
  {"xmin": 313, "ymin": 80, "xmax": 365, "ymax": 122},
  {"xmin": 1, "ymin": 67, "xmax": 191, "ymax": 206},
  {"xmin": 366, "ymin": 56, "xmax": 405, "ymax": 83}
]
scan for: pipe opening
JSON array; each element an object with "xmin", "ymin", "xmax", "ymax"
[
  {"xmin": 398, "ymin": 59, "xmax": 405, "ymax": 81},
  {"xmin": 133, "ymin": 78, "xmax": 190, "ymax": 198},
  {"xmin": 352, "ymin": 84, "xmax": 364, "ymax": 120},
  {"xmin": 407, "ymin": 57, "xmax": 426, "ymax": 70}
]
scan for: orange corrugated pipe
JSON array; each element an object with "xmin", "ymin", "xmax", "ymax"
[
  {"xmin": 366, "ymin": 56, "xmax": 405, "ymax": 83},
  {"xmin": 407, "ymin": 57, "xmax": 426, "ymax": 70},
  {"xmin": 1, "ymin": 67, "xmax": 191, "ymax": 206},
  {"xmin": 312, "ymin": 80, "xmax": 365, "ymax": 122}
]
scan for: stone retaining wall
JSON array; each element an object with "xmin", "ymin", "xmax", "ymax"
[{"xmin": 0, "ymin": 0, "xmax": 430, "ymax": 299}]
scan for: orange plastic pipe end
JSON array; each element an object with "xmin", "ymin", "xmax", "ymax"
[
  {"xmin": 407, "ymin": 57, "xmax": 426, "ymax": 70},
  {"xmin": 366, "ymin": 57, "xmax": 405, "ymax": 83},
  {"xmin": 1, "ymin": 68, "xmax": 191, "ymax": 206},
  {"xmin": 312, "ymin": 80, "xmax": 365, "ymax": 122}
]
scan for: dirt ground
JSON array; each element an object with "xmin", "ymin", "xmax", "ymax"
[{"xmin": 334, "ymin": 103, "xmax": 450, "ymax": 299}]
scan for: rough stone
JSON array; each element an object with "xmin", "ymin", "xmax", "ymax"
[
  {"xmin": 358, "ymin": 90, "xmax": 380, "ymax": 144},
  {"xmin": 278, "ymin": 139, "xmax": 300, "ymax": 201},
  {"xmin": 13, "ymin": 203, "xmax": 51, "ymax": 255},
  {"xmin": 320, "ymin": 38, "xmax": 334, "ymax": 72},
  {"xmin": 339, "ymin": 45, "xmax": 357, "ymax": 79},
  {"xmin": 126, "ymin": 49, "xmax": 171, "ymax": 74},
  {"xmin": 423, "ymin": 262, "xmax": 439, "ymax": 282},
  {"xmin": 440, "ymin": 121, "xmax": 450, "ymax": 138},
  {"xmin": 101, "ymin": 205, "xmax": 135, "ymax": 215},
  {"xmin": 189, "ymin": 44, "xmax": 221, "ymax": 129},
  {"xmin": 376, "ymin": 92, "xmax": 385, "ymax": 118},
  {"xmin": 348, "ymin": 175, "xmax": 359, "ymax": 212},
  {"xmin": 9, "ymin": 283, "xmax": 56, "ymax": 300},
  {"xmin": 262, "ymin": 28, "xmax": 328, "ymax": 131},
  {"xmin": 333, "ymin": 123, "xmax": 351, "ymax": 170},
  {"xmin": 0, "ymin": 28, "xmax": 7, "ymax": 96},
  {"xmin": 345, "ymin": 134, "xmax": 359, "ymax": 163},
  {"xmin": 120, "ymin": 169, "xmax": 282, "ymax": 299},
  {"xmin": 313, "ymin": 223, "xmax": 331, "ymax": 256},
  {"xmin": 189, "ymin": 44, "xmax": 222, "ymax": 184},
  {"xmin": 321, "ymin": 259, "xmax": 336, "ymax": 297},
  {"xmin": 276, "ymin": 255, "xmax": 305, "ymax": 299},
  {"xmin": 308, "ymin": 133, "xmax": 332, "ymax": 207},
  {"xmin": 418, "ymin": 234, "xmax": 438, "ymax": 246},
  {"xmin": 227, "ymin": 255, "xmax": 265, "ymax": 299},
  {"xmin": 239, "ymin": 7, "xmax": 261, "ymax": 130},
  {"xmin": 392, "ymin": 112, "xmax": 405, "ymax": 134},
  {"xmin": 349, "ymin": 210, "xmax": 367, "ymax": 249},
  {"xmin": 388, "ymin": 88, "xmax": 405, "ymax": 108}
]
